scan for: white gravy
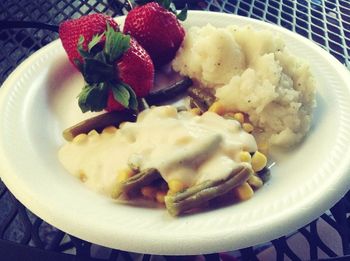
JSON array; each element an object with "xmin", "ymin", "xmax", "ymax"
[{"xmin": 58, "ymin": 106, "xmax": 257, "ymax": 196}]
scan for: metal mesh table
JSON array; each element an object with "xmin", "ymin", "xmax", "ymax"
[{"xmin": 0, "ymin": 0, "xmax": 349, "ymax": 260}]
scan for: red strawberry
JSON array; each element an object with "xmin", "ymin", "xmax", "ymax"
[
  {"xmin": 59, "ymin": 13, "xmax": 119, "ymax": 69},
  {"xmin": 106, "ymin": 38, "xmax": 154, "ymax": 111},
  {"xmin": 123, "ymin": 2, "xmax": 186, "ymax": 68},
  {"xmin": 59, "ymin": 15, "xmax": 154, "ymax": 112}
]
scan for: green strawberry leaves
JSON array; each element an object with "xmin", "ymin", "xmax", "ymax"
[
  {"xmin": 161, "ymin": 0, "xmax": 172, "ymax": 9},
  {"xmin": 78, "ymin": 83, "xmax": 108, "ymax": 113},
  {"xmin": 82, "ymin": 58, "xmax": 114, "ymax": 84},
  {"xmin": 104, "ymin": 23, "xmax": 130, "ymax": 63},
  {"xmin": 88, "ymin": 33, "xmax": 104, "ymax": 52},
  {"xmin": 136, "ymin": 0, "xmax": 188, "ymax": 21},
  {"xmin": 161, "ymin": 0, "xmax": 188, "ymax": 21},
  {"xmin": 110, "ymin": 82, "xmax": 138, "ymax": 110},
  {"xmin": 76, "ymin": 24, "xmax": 138, "ymax": 113},
  {"xmin": 135, "ymin": 0, "xmax": 188, "ymax": 21},
  {"xmin": 78, "ymin": 81, "xmax": 137, "ymax": 113},
  {"xmin": 77, "ymin": 35, "xmax": 90, "ymax": 58},
  {"xmin": 176, "ymin": 5, "xmax": 188, "ymax": 21}
]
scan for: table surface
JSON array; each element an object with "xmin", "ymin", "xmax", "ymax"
[{"xmin": 0, "ymin": 0, "xmax": 350, "ymax": 260}]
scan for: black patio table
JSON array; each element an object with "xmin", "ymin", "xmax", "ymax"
[{"xmin": 0, "ymin": 0, "xmax": 349, "ymax": 260}]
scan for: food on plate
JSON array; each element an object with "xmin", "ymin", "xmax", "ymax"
[
  {"xmin": 62, "ymin": 77, "xmax": 193, "ymax": 141},
  {"xmin": 59, "ymin": 106, "xmax": 269, "ymax": 216},
  {"xmin": 59, "ymin": 13, "xmax": 119, "ymax": 69},
  {"xmin": 59, "ymin": 14, "xmax": 154, "ymax": 112},
  {"xmin": 62, "ymin": 110, "xmax": 137, "ymax": 141},
  {"xmin": 145, "ymin": 76, "xmax": 193, "ymax": 105},
  {"xmin": 165, "ymin": 164, "xmax": 251, "ymax": 216},
  {"xmin": 57, "ymin": 10, "xmax": 317, "ymax": 216},
  {"xmin": 124, "ymin": 1, "xmax": 187, "ymax": 67},
  {"xmin": 172, "ymin": 24, "xmax": 316, "ymax": 147}
]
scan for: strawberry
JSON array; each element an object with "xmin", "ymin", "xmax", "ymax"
[
  {"xmin": 105, "ymin": 38, "xmax": 154, "ymax": 111},
  {"xmin": 123, "ymin": 1, "xmax": 187, "ymax": 68},
  {"xmin": 59, "ymin": 16, "xmax": 154, "ymax": 112},
  {"xmin": 59, "ymin": 13, "xmax": 119, "ymax": 69}
]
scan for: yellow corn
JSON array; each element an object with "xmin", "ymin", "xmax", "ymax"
[
  {"xmin": 87, "ymin": 130, "xmax": 99, "ymax": 141},
  {"xmin": 247, "ymin": 175, "xmax": 263, "ymax": 189},
  {"xmin": 117, "ymin": 168, "xmax": 134, "ymax": 183},
  {"xmin": 239, "ymin": 151, "xmax": 251, "ymax": 163},
  {"xmin": 223, "ymin": 112, "xmax": 234, "ymax": 118},
  {"xmin": 141, "ymin": 186, "xmax": 157, "ymax": 199},
  {"xmin": 233, "ymin": 182, "xmax": 254, "ymax": 201},
  {"xmin": 258, "ymin": 142, "xmax": 269, "ymax": 156},
  {"xmin": 78, "ymin": 170, "xmax": 87, "ymax": 182},
  {"xmin": 72, "ymin": 133, "xmax": 87, "ymax": 144},
  {"xmin": 251, "ymin": 151, "xmax": 267, "ymax": 172},
  {"xmin": 156, "ymin": 191, "xmax": 166, "ymax": 204},
  {"xmin": 190, "ymin": 108, "xmax": 201, "ymax": 115},
  {"xmin": 88, "ymin": 129, "xmax": 99, "ymax": 136},
  {"xmin": 174, "ymin": 136, "xmax": 192, "ymax": 145},
  {"xmin": 242, "ymin": 123, "xmax": 254, "ymax": 133},
  {"xmin": 168, "ymin": 179, "xmax": 185, "ymax": 193},
  {"xmin": 119, "ymin": 122, "xmax": 127, "ymax": 129},
  {"xmin": 162, "ymin": 106, "xmax": 177, "ymax": 117},
  {"xmin": 233, "ymin": 112, "xmax": 245, "ymax": 124},
  {"xmin": 102, "ymin": 126, "xmax": 117, "ymax": 134},
  {"xmin": 208, "ymin": 102, "xmax": 226, "ymax": 115}
]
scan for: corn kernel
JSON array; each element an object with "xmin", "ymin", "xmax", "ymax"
[
  {"xmin": 242, "ymin": 123, "xmax": 254, "ymax": 133},
  {"xmin": 102, "ymin": 126, "xmax": 117, "ymax": 134},
  {"xmin": 251, "ymin": 151, "xmax": 267, "ymax": 172},
  {"xmin": 208, "ymin": 102, "xmax": 226, "ymax": 115},
  {"xmin": 190, "ymin": 108, "xmax": 201, "ymax": 115},
  {"xmin": 223, "ymin": 112, "xmax": 235, "ymax": 119},
  {"xmin": 162, "ymin": 106, "xmax": 177, "ymax": 117},
  {"xmin": 119, "ymin": 122, "xmax": 127, "ymax": 129},
  {"xmin": 239, "ymin": 151, "xmax": 251, "ymax": 163},
  {"xmin": 233, "ymin": 182, "xmax": 254, "ymax": 201},
  {"xmin": 141, "ymin": 186, "xmax": 157, "ymax": 199},
  {"xmin": 174, "ymin": 136, "xmax": 192, "ymax": 145},
  {"xmin": 88, "ymin": 129, "xmax": 99, "ymax": 136},
  {"xmin": 73, "ymin": 133, "xmax": 87, "ymax": 144},
  {"xmin": 78, "ymin": 170, "xmax": 87, "ymax": 182},
  {"xmin": 168, "ymin": 179, "xmax": 185, "ymax": 193},
  {"xmin": 248, "ymin": 175, "xmax": 263, "ymax": 189},
  {"xmin": 156, "ymin": 191, "xmax": 166, "ymax": 204},
  {"xmin": 117, "ymin": 168, "xmax": 134, "ymax": 183},
  {"xmin": 258, "ymin": 142, "xmax": 269, "ymax": 156},
  {"xmin": 88, "ymin": 130, "xmax": 99, "ymax": 141},
  {"xmin": 233, "ymin": 112, "xmax": 245, "ymax": 124}
]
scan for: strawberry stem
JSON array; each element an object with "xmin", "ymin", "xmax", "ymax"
[
  {"xmin": 104, "ymin": 23, "xmax": 130, "ymax": 63},
  {"xmin": 134, "ymin": 0, "xmax": 188, "ymax": 21},
  {"xmin": 88, "ymin": 33, "xmax": 105, "ymax": 52},
  {"xmin": 76, "ymin": 24, "xmax": 137, "ymax": 113},
  {"xmin": 82, "ymin": 58, "xmax": 115, "ymax": 84},
  {"xmin": 78, "ymin": 83, "xmax": 109, "ymax": 113},
  {"xmin": 109, "ymin": 82, "xmax": 137, "ymax": 110}
]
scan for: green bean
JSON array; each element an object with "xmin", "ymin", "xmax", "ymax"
[
  {"xmin": 187, "ymin": 86, "xmax": 216, "ymax": 112},
  {"xmin": 257, "ymin": 167, "xmax": 271, "ymax": 183},
  {"xmin": 62, "ymin": 110, "xmax": 136, "ymax": 141},
  {"xmin": 145, "ymin": 77, "xmax": 193, "ymax": 105},
  {"xmin": 112, "ymin": 168, "xmax": 161, "ymax": 198},
  {"xmin": 165, "ymin": 165, "xmax": 252, "ymax": 216}
]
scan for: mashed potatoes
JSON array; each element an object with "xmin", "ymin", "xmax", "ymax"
[{"xmin": 172, "ymin": 24, "xmax": 316, "ymax": 147}]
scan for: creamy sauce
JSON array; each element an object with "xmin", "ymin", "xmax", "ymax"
[{"xmin": 59, "ymin": 106, "xmax": 257, "ymax": 196}]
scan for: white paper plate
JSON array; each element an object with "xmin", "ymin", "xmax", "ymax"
[{"xmin": 1, "ymin": 11, "xmax": 350, "ymax": 255}]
